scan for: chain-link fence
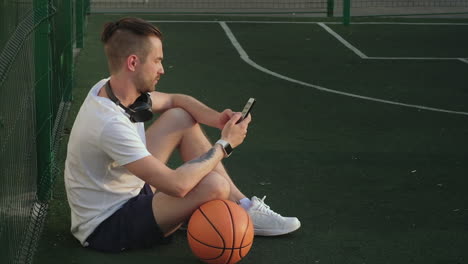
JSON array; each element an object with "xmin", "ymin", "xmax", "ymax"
[
  {"xmin": 91, "ymin": 0, "xmax": 332, "ymax": 14},
  {"xmin": 90, "ymin": 0, "xmax": 468, "ymax": 17},
  {"xmin": 0, "ymin": 1, "xmax": 89, "ymax": 263}
]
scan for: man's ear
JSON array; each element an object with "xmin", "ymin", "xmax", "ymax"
[{"xmin": 126, "ymin": 55, "xmax": 138, "ymax": 72}]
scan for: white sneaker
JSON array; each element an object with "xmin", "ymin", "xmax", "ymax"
[{"xmin": 247, "ymin": 196, "xmax": 301, "ymax": 236}]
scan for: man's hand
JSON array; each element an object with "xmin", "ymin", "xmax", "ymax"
[
  {"xmin": 220, "ymin": 113, "xmax": 252, "ymax": 148},
  {"xmin": 217, "ymin": 109, "xmax": 235, "ymax": 130}
]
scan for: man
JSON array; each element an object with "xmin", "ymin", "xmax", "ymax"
[{"xmin": 65, "ymin": 17, "xmax": 300, "ymax": 253}]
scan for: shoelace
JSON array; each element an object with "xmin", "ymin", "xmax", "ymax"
[{"xmin": 255, "ymin": 196, "xmax": 282, "ymax": 217}]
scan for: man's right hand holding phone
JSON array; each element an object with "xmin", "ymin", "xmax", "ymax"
[
  {"xmin": 216, "ymin": 98, "xmax": 255, "ymax": 157},
  {"xmin": 221, "ymin": 112, "xmax": 251, "ymax": 149}
]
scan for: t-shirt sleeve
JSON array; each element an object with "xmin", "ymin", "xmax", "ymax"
[{"xmin": 99, "ymin": 118, "xmax": 151, "ymax": 166}]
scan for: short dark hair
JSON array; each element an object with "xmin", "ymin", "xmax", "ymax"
[{"xmin": 101, "ymin": 17, "xmax": 163, "ymax": 73}]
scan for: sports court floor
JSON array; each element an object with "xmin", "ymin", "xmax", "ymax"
[{"xmin": 35, "ymin": 14, "xmax": 468, "ymax": 264}]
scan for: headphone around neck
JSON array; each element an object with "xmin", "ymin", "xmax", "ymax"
[{"xmin": 105, "ymin": 81, "xmax": 153, "ymax": 123}]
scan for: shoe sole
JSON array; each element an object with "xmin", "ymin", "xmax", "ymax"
[{"xmin": 254, "ymin": 224, "xmax": 301, "ymax": 236}]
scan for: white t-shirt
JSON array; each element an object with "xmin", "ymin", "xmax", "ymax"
[{"xmin": 64, "ymin": 78, "xmax": 151, "ymax": 245}]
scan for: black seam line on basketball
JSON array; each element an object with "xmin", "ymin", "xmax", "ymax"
[
  {"xmin": 239, "ymin": 209, "xmax": 250, "ymax": 259},
  {"xmin": 199, "ymin": 206, "xmax": 226, "ymax": 249},
  {"xmin": 198, "ymin": 206, "xmax": 226, "ymax": 259},
  {"xmin": 188, "ymin": 232, "xmax": 252, "ymax": 251},
  {"xmin": 187, "ymin": 231, "xmax": 252, "ymax": 250},
  {"xmin": 221, "ymin": 200, "xmax": 236, "ymax": 264}
]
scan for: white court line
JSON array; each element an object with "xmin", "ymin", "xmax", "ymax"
[
  {"xmin": 150, "ymin": 20, "xmax": 468, "ymax": 63},
  {"xmin": 149, "ymin": 20, "xmax": 220, "ymax": 23},
  {"xmin": 219, "ymin": 21, "xmax": 468, "ymax": 116},
  {"xmin": 149, "ymin": 20, "xmax": 468, "ymax": 26},
  {"xmin": 370, "ymin": 56, "xmax": 463, "ymax": 60},
  {"xmin": 317, "ymin": 22, "xmax": 467, "ymax": 64},
  {"xmin": 317, "ymin": 23, "xmax": 368, "ymax": 58},
  {"xmin": 369, "ymin": 56, "xmax": 463, "ymax": 63},
  {"xmin": 325, "ymin": 22, "xmax": 468, "ymax": 26},
  {"xmin": 149, "ymin": 20, "xmax": 325, "ymax": 24}
]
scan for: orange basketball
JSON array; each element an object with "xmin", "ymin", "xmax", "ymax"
[{"xmin": 187, "ymin": 199, "xmax": 254, "ymax": 264}]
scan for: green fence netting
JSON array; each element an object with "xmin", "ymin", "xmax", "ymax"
[
  {"xmin": 0, "ymin": 1, "xmax": 89, "ymax": 263},
  {"xmin": 348, "ymin": 0, "xmax": 468, "ymax": 8},
  {"xmin": 90, "ymin": 0, "xmax": 331, "ymax": 14},
  {"xmin": 90, "ymin": 0, "xmax": 468, "ymax": 17}
]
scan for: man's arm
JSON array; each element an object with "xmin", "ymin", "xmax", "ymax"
[
  {"xmin": 125, "ymin": 112, "xmax": 250, "ymax": 198},
  {"xmin": 125, "ymin": 144, "xmax": 225, "ymax": 198},
  {"xmin": 151, "ymin": 92, "xmax": 230, "ymax": 129}
]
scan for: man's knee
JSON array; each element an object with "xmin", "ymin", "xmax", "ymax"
[
  {"xmin": 163, "ymin": 108, "xmax": 196, "ymax": 127},
  {"xmin": 199, "ymin": 172, "xmax": 230, "ymax": 201}
]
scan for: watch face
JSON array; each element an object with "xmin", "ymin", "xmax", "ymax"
[
  {"xmin": 217, "ymin": 140, "xmax": 233, "ymax": 157},
  {"xmin": 224, "ymin": 143, "xmax": 233, "ymax": 154}
]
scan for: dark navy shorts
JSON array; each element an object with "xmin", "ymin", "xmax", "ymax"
[{"xmin": 85, "ymin": 184, "xmax": 171, "ymax": 253}]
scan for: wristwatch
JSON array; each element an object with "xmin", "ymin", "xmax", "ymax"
[{"xmin": 215, "ymin": 139, "xmax": 233, "ymax": 158}]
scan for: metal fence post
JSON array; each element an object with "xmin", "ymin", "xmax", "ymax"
[
  {"xmin": 86, "ymin": 0, "xmax": 91, "ymax": 13},
  {"xmin": 34, "ymin": 0, "xmax": 53, "ymax": 202},
  {"xmin": 64, "ymin": 0, "xmax": 73, "ymax": 101},
  {"xmin": 327, "ymin": 0, "xmax": 334, "ymax": 17},
  {"xmin": 343, "ymin": 0, "xmax": 351, "ymax": 25},
  {"xmin": 76, "ymin": 0, "xmax": 84, "ymax": 48}
]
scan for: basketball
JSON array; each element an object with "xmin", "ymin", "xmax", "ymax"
[{"xmin": 187, "ymin": 199, "xmax": 254, "ymax": 264}]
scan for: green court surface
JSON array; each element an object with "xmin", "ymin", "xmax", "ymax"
[{"xmin": 35, "ymin": 15, "xmax": 468, "ymax": 264}]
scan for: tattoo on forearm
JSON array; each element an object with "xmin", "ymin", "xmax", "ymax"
[{"xmin": 187, "ymin": 147, "xmax": 216, "ymax": 164}]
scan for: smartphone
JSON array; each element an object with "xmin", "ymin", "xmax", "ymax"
[{"xmin": 237, "ymin": 98, "xmax": 256, "ymax": 124}]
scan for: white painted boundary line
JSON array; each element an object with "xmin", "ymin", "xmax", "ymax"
[
  {"xmin": 149, "ymin": 20, "xmax": 221, "ymax": 23},
  {"xmin": 325, "ymin": 22, "xmax": 468, "ymax": 26},
  {"xmin": 371, "ymin": 56, "xmax": 463, "ymax": 60},
  {"xmin": 370, "ymin": 56, "xmax": 468, "ymax": 64},
  {"xmin": 219, "ymin": 21, "xmax": 468, "ymax": 116},
  {"xmin": 149, "ymin": 20, "xmax": 468, "ymax": 26},
  {"xmin": 317, "ymin": 23, "xmax": 368, "ymax": 58},
  {"xmin": 317, "ymin": 22, "xmax": 467, "ymax": 64},
  {"xmin": 150, "ymin": 20, "xmax": 468, "ymax": 64}
]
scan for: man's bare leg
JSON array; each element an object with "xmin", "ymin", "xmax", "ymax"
[
  {"xmin": 146, "ymin": 108, "xmax": 247, "ymax": 202},
  {"xmin": 152, "ymin": 171, "xmax": 230, "ymax": 236},
  {"xmin": 178, "ymin": 122, "xmax": 247, "ymax": 202},
  {"xmin": 144, "ymin": 108, "xmax": 243, "ymax": 236},
  {"xmin": 145, "ymin": 108, "xmax": 301, "ymax": 237}
]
